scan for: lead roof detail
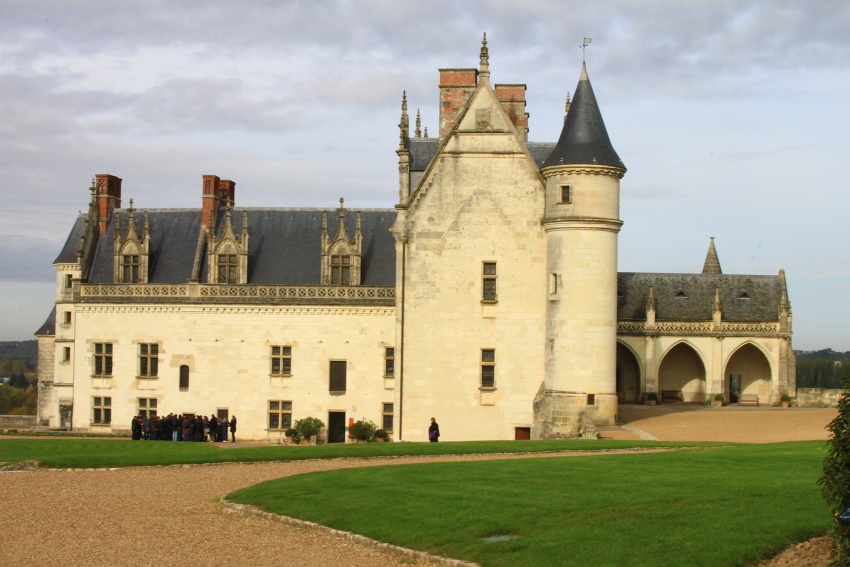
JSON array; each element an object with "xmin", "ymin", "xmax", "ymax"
[{"xmin": 542, "ymin": 64, "xmax": 625, "ymax": 170}]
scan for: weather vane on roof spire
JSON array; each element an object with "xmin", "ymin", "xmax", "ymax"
[{"xmin": 580, "ymin": 37, "xmax": 592, "ymax": 65}]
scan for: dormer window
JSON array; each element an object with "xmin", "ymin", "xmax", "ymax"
[
  {"xmin": 217, "ymin": 253, "xmax": 238, "ymax": 284},
  {"xmin": 321, "ymin": 199, "xmax": 362, "ymax": 286},
  {"xmin": 331, "ymin": 255, "xmax": 351, "ymax": 285},
  {"xmin": 121, "ymin": 254, "xmax": 140, "ymax": 283}
]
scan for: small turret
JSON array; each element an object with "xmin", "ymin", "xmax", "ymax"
[{"xmin": 702, "ymin": 237, "xmax": 722, "ymax": 274}]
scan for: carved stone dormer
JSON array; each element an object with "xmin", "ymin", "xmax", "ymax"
[
  {"xmin": 645, "ymin": 285, "xmax": 656, "ymax": 328},
  {"xmin": 207, "ymin": 208, "xmax": 249, "ymax": 284},
  {"xmin": 113, "ymin": 200, "xmax": 150, "ymax": 283},
  {"xmin": 712, "ymin": 287, "xmax": 722, "ymax": 329},
  {"xmin": 321, "ymin": 199, "xmax": 362, "ymax": 286}
]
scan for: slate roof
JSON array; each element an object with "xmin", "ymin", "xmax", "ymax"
[
  {"xmin": 84, "ymin": 208, "xmax": 396, "ymax": 286},
  {"xmin": 34, "ymin": 306, "xmax": 56, "ymax": 337},
  {"xmin": 618, "ymin": 273, "xmax": 783, "ymax": 322},
  {"xmin": 54, "ymin": 215, "xmax": 87, "ymax": 264},
  {"xmin": 541, "ymin": 66, "xmax": 625, "ymax": 170}
]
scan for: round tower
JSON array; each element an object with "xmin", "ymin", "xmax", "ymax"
[{"xmin": 534, "ymin": 63, "xmax": 626, "ymax": 438}]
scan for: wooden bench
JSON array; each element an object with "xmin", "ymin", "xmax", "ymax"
[
  {"xmin": 661, "ymin": 389, "xmax": 684, "ymax": 403},
  {"xmin": 738, "ymin": 394, "xmax": 759, "ymax": 406}
]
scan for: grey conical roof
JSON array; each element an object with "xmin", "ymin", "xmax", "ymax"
[
  {"xmin": 542, "ymin": 65, "xmax": 625, "ymax": 170},
  {"xmin": 702, "ymin": 237, "xmax": 722, "ymax": 275}
]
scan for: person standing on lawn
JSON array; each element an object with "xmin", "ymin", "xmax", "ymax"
[
  {"xmin": 229, "ymin": 415, "xmax": 237, "ymax": 443},
  {"xmin": 428, "ymin": 417, "xmax": 440, "ymax": 442}
]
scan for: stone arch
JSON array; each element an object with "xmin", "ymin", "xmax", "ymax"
[
  {"xmin": 724, "ymin": 342, "xmax": 772, "ymax": 404},
  {"xmin": 616, "ymin": 342, "xmax": 641, "ymax": 403},
  {"xmin": 658, "ymin": 341, "xmax": 706, "ymax": 403}
]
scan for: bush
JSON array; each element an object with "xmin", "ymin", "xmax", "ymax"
[
  {"xmin": 348, "ymin": 419, "xmax": 377, "ymax": 441},
  {"xmin": 714, "ymin": 394, "xmax": 724, "ymax": 402},
  {"xmin": 819, "ymin": 375, "xmax": 850, "ymax": 564},
  {"xmin": 284, "ymin": 428, "xmax": 298, "ymax": 442},
  {"xmin": 294, "ymin": 417, "xmax": 324, "ymax": 442},
  {"xmin": 374, "ymin": 428, "xmax": 388, "ymax": 439},
  {"xmin": 646, "ymin": 392, "xmax": 658, "ymax": 402}
]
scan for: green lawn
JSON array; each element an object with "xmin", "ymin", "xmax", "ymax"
[
  {"xmin": 228, "ymin": 441, "xmax": 831, "ymax": 567},
  {"xmin": 0, "ymin": 437, "xmax": 711, "ymax": 469}
]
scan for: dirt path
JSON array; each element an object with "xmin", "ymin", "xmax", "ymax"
[{"xmin": 0, "ymin": 406, "xmax": 838, "ymax": 566}]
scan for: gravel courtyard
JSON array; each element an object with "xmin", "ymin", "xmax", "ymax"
[{"xmin": 0, "ymin": 406, "xmax": 838, "ymax": 566}]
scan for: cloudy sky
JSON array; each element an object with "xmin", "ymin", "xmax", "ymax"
[{"xmin": 1, "ymin": 0, "xmax": 848, "ymax": 351}]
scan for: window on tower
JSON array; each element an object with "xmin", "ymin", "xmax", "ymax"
[
  {"xmin": 559, "ymin": 185, "xmax": 572, "ymax": 204},
  {"xmin": 482, "ymin": 262, "xmax": 497, "ymax": 302}
]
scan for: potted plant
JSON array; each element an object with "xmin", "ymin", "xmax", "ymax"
[
  {"xmin": 646, "ymin": 392, "xmax": 658, "ymax": 406},
  {"xmin": 294, "ymin": 416, "xmax": 324, "ymax": 445},
  {"xmin": 374, "ymin": 428, "xmax": 388, "ymax": 442},
  {"xmin": 348, "ymin": 419, "xmax": 377, "ymax": 443},
  {"xmin": 284, "ymin": 427, "xmax": 298, "ymax": 444},
  {"xmin": 780, "ymin": 394, "xmax": 791, "ymax": 408},
  {"xmin": 714, "ymin": 393, "xmax": 724, "ymax": 407}
]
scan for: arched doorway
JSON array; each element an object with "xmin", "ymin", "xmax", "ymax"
[
  {"xmin": 725, "ymin": 344, "xmax": 772, "ymax": 404},
  {"xmin": 658, "ymin": 343, "xmax": 706, "ymax": 403},
  {"xmin": 616, "ymin": 343, "xmax": 641, "ymax": 403}
]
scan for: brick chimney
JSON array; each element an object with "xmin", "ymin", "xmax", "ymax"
[
  {"xmin": 219, "ymin": 179, "xmax": 236, "ymax": 207},
  {"xmin": 438, "ymin": 68, "xmax": 478, "ymax": 140},
  {"xmin": 495, "ymin": 84, "xmax": 529, "ymax": 142},
  {"xmin": 95, "ymin": 174, "xmax": 122, "ymax": 235},
  {"xmin": 202, "ymin": 175, "xmax": 237, "ymax": 229},
  {"xmin": 201, "ymin": 175, "xmax": 220, "ymax": 229}
]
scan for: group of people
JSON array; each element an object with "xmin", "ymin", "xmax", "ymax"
[{"xmin": 131, "ymin": 413, "xmax": 237, "ymax": 443}]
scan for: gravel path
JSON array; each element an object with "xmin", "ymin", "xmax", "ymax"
[{"xmin": 0, "ymin": 406, "xmax": 838, "ymax": 566}]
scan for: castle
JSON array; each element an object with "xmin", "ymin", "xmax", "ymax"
[{"xmin": 36, "ymin": 37, "xmax": 795, "ymax": 441}]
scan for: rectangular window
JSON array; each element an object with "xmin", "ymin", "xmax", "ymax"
[
  {"xmin": 122, "ymin": 255, "xmax": 140, "ymax": 283},
  {"xmin": 560, "ymin": 185, "xmax": 572, "ymax": 204},
  {"xmin": 549, "ymin": 273, "xmax": 558, "ymax": 295},
  {"xmin": 270, "ymin": 345, "xmax": 292, "ymax": 375},
  {"xmin": 268, "ymin": 400, "xmax": 293, "ymax": 430},
  {"xmin": 481, "ymin": 349, "xmax": 495, "ymax": 388},
  {"xmin": 94, "ymin": 343, "xmax": 113, "ymax": 376},
  {"xmin": 62, "ymin": 347, "xmax": 71, "ymax": 362},
  {"xmin": 63, "ymin": 311, "xmax": 72, "ymax": 325},
  {"xmin": 482, "ymin": 262, "xmax": 497, "ymax": 302},
  {"xmin": 382, "ymin": 403, "xmax": 394, "ymax": 432},
  {"xmin": 92, "ymin": 396, "xmax": 111, "ymax": 424},
  {"xmin": 384, "ymin": 347, "xmax": 395, "ymax": 377},
  {"xmin": 179, "ymin": 365, "xmax": 190, "ymax": 390},
  {"xmin": 139, "ymin": 343, "xmax": 159, "ymax": 377},
  {"xmin": 331, "ymin": 255, "xmax": 351, "ymax": 285},
  {"xmin": 137, "ymin": 397, "xmax": 157, "ymax": 419},
  {"xmin": 330, "ymin": 360, "xmax": 347, "ymax": 393},
  {"xmin": 218, "ymin": 254, "xmax": 238, "ymax": 284},
  {"xmin": 64, "ymin": 274, "xmax": 73, "ymax": 289}
]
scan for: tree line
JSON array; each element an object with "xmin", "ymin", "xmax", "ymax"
[{"xmin": 796, "ymin": 349, "xmax": 850, "ymax": 390}]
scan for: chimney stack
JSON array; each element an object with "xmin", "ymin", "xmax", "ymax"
[
  {"xmin": 201, "ymin": 174, "xmax": 220, "ymax": 229},
  {"xmin": 95, "ymin": 174, "xmax": 122, "ymax": 235},
  {"xmin": 495, "ymin": 84, "xmax": 529, "ymax": 142},
  {"xmin": 219, "ymin": 179, "xmax": 236, "ymax": 207},
  {"xmin": 438, "ymin": 68, "xmax": 478, "ymax": 140}
]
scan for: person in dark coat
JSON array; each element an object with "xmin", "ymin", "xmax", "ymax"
[
  {"xmin": 131, "ymin": 416, "xmax": 142, "ymax": 440},
  {"xmin": 209, "ymin": 414, "xmax": 218, "ymax": 442},
  {"xmin": 428, "ymin": 417, "xmax": 440, "ymax": 442},
  {"xmin": 229, "ymin": 416, "xmax": 237, "ymax": 443}
]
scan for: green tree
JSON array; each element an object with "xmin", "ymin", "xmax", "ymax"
[{"xmin": 819, "ymin": 375, "xmax": 850, "ymax": 564}]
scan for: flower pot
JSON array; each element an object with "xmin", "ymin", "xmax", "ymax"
[
  {"xmin": 782, "ymin": 401, "xmax": 790, "ymax": 408},
  {"xmin": 285, "ymin": 435, "xmax": 293, "ymax": 444},
  {"xmin": 715, "ymin": 400, "xmax": 723, "ymax": 407},
  {"xmin": 377, "ymin": 437, "xmax": 387, "ymax": 443},
  {"xmin": 647, "ymin": 399, "xmax": 656, "ymax": 406},
  {"xmin": 300, "ymin": 437, "xmax": 311, "ymax": 445}
]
